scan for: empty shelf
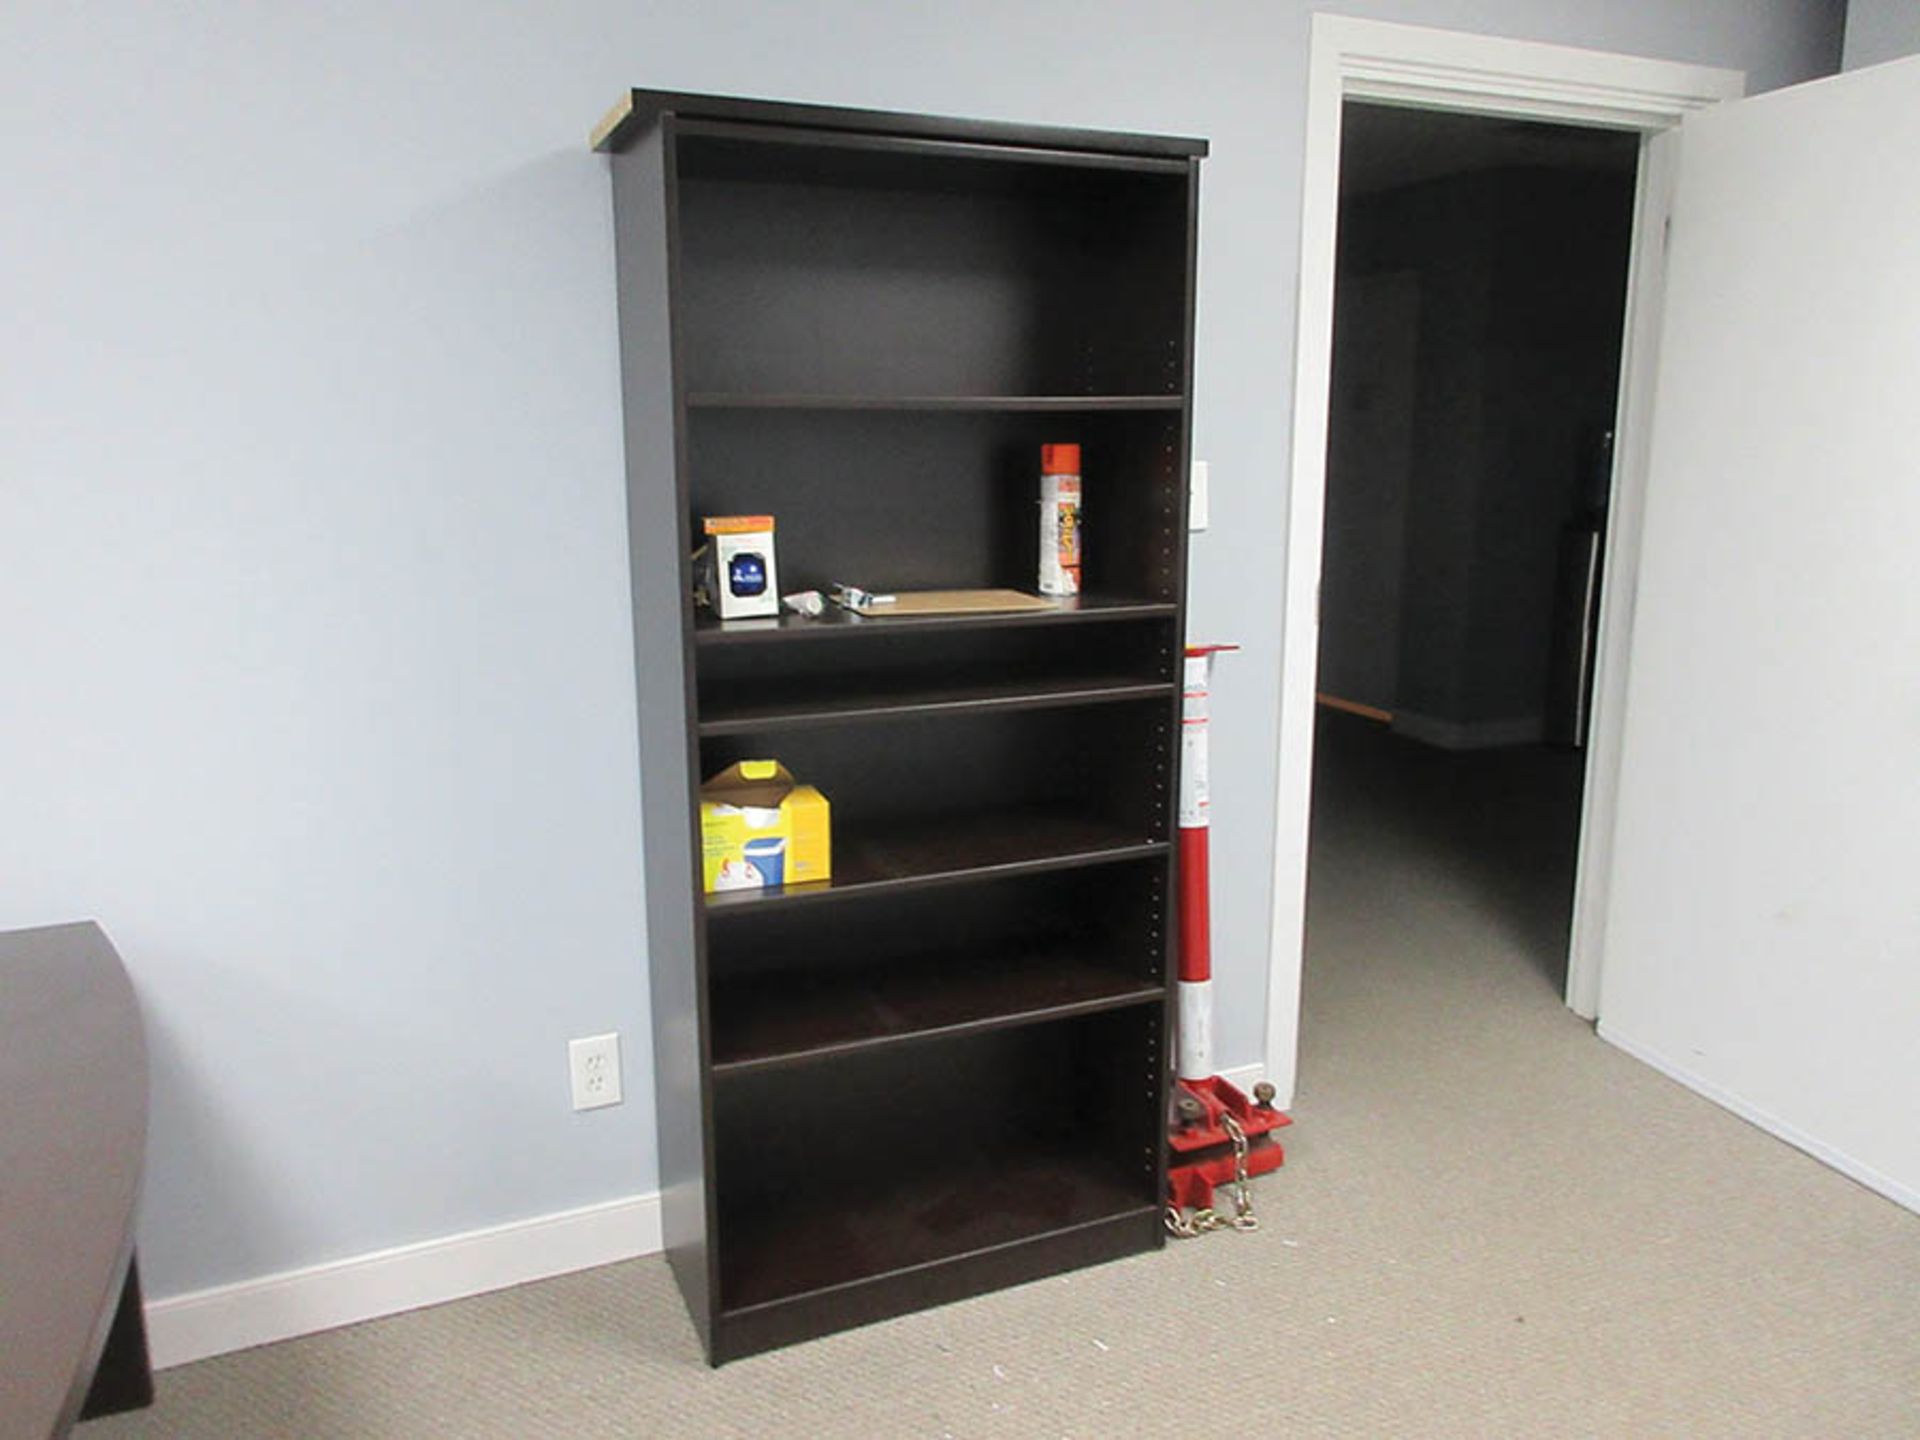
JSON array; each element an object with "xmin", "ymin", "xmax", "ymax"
[
  {"xmin": 718, "ymin": 1148, "xmax": 1152, "ymax": 1314},
  {"xmin": 712, "ymin": 952, "xmax": 1162, "ymax": 1074},
  {"xmin": 699, "ymin": 673, "xmax": 1171, "ymax": 734}
]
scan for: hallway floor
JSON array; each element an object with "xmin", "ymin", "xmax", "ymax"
[
  {"xmin": 1305, "ymin": 707, "xmax": 1587, "ymax": 999},
  {"xmin": 1291, "ymin": 708, "xmax": 1920, "ymax": 1432}
]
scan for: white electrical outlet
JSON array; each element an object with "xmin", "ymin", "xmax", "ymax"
[
  {"xmin": 569, "ymin": 1033, "xmax": 623, "ymax": 1111},
  {"xmin": 1189, "ymin": 459, "xmax": 1210, "ymax": 530}
]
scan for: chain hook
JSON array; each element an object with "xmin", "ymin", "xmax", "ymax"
[{"xmin": 1165, "ymin": 1109, "xmax": 1260, "ymax": 1238}]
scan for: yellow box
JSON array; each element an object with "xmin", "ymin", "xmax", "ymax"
[{"xmin": 699, "ymin": 760, "xmax": 831, "ymax": 893}]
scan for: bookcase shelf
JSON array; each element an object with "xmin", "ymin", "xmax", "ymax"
[
  {"xmin": 709, "ymin": 856, "xmax": 1168, "ymax": 1064},
  {"xmin": 698, "ymin": 674, "xmax": 1172, "ymax": 735},
  {"xmin": 710, "ymin": 953, "xmax": 1163, "ymax": 1075},
  {"xmin": 686, "ymin": 394, "xmax": 1186, "ymax": 413},
  {"xmin": 703, "ymin": 811, "xmax": 1168, "ymax": 915},
  {"xmin": 709, "ymin": 1009, "xmax": 1165, "ymax": 1346},
  {"xmin": 602, "ymin": 87, "xmax": 1203, "ymax": 1364},
  {"xmin": 693, "ymin": 596, "xmax": 1178, "ymax": 645},
  {"xmin": 696, "ymin": 610, "xmax": 1176, "ymax": 731},
  {"xmin": 718, "ymin": 1151, "xmax": 1157, "ymax": 1320}
]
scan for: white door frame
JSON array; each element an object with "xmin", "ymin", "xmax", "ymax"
[{"xmin": 1263, "ymin": 16, "xmax": 1744, "ymax": 1100}]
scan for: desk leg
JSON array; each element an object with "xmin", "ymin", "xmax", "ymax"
[{"xmin": 79, "ymin": 1256, "xmax": 155, "ymax": 1420}]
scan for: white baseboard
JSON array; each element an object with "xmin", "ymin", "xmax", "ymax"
[
  {"xmin": 148, "ymin": 1070, "xmax": 1292, "ymax": 1369},
  {"xmin": 1597, "ymin": 1024, "xmax": 1919, "ymax": 1214},
  {"xmin": 1391, "ymin": 710, "xmax": 1545, "ymax": 750},
  {"xmin": 147, "ymin": 1191, "xmax": 663, "ymax": 1370}
]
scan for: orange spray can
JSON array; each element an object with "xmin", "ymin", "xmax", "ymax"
[{"xmin": 1038, "ymin": 442, "xmax": 1082, "ymax": 596}]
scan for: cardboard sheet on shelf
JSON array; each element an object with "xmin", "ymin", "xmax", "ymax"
[{"xmin": 847, "ymin": 589, "xmax": 1060, "ymax": 617}]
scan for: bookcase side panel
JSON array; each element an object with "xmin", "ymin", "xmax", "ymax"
[{"xmin": 611, "ymin": 122, "xmax": 714, "ymax": 1352}]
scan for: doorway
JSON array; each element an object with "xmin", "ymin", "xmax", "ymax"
[
  {"xmin": 1259, "ymin": 16, "xmax": 1745, "ymax": 1104},
  {"xmin": 1308, "ymin": 104, "xmax": 1638, "ymax": 1007}
]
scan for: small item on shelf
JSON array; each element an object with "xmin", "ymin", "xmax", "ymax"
[
  {"xmin": 828, "ymin": 583, "xmax": 896, "ymax": 611},
  {"xmin": 700, "ymin": 516, "xmax": 780, "ymax": 619},
  {"xmin": 834, "ymin": 588, "xmax": 1057, "ymax": 617},
  {"xmin": 1038, "ymin": 443, "xmax": 1082, "ymax": 597},
  {"xmin": 782, "ymin": 590, "xmax": 826, "ymax": 617},
  {"xmin": 700, "ymin": 760, "xmax": 831, "ymax": 894}
]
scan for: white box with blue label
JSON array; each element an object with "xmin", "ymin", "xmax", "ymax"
[{"xmin": 703, "ymin": 515, "xmax": 779, "ymax": 620}]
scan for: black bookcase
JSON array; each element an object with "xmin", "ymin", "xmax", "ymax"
[{"xmin": 595, "ymin": 89, "xmax": 1205, "ymax": 1363}]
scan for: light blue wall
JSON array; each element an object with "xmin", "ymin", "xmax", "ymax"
[
  {"xmin": 1844, "ymin": 0, "xmax": 1920, "ymax": 66},
  {"xmin": 0, "ymin": 0, "xmax": 1842, "ymax": 1299}
]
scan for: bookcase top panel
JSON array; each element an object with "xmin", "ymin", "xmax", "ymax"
[{"xmin": 591, "ymin": 88, "xmax": 1209, "ymax": 161}]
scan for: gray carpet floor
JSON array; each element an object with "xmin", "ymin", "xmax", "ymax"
[{"xmin": 85, "ymin": 714, "xmax": 1920, "ymax": 1437}]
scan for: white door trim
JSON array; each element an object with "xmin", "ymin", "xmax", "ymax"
[
  {"xmin": 1560, "ymin": 125, "xmax": 1684, "ymax": 1019},
  {"xmin": 1264, "ymin": 15, "xmax": 1743, "ymax": 1098}
]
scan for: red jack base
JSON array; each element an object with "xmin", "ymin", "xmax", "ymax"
[{"xmin": 1168, "ymin": 1075, "xmax": 1291, "ymax": 1213}]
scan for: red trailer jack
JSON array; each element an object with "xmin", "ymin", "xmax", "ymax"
[
  {"xmin": 1168, "ymin": 1075, "xmax": 1290, "ymax": 1234},
  {"xmin": 1168, "ymin": 644, "xmax": 1292, "ymax": 1237}
]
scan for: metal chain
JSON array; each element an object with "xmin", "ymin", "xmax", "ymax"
[{"xmin": 1165, "ymin": 1112, "xmax": 1260, "ymax": 1238}]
